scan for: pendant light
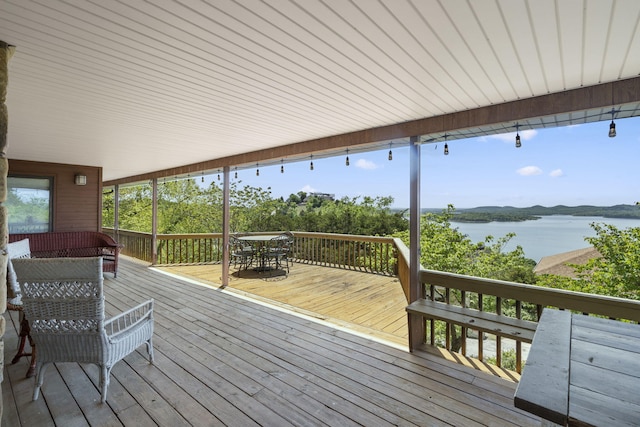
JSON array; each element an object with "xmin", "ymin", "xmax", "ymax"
[{"xmin": 608, "ymin": 109, "xmax": 617, "ymax": 138}]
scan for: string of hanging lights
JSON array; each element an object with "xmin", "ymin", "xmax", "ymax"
[{"xmin": 159, "ymin": 110, "xmax": 630, "ymax": 184}]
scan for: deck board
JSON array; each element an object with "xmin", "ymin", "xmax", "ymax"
[
  {"xmin": 160, "ymin": 262, "xmax": 409, "ymax": 347},
  {"xmin": 2, "ymin": 256, "xmax": 541, "ymax": 426}
]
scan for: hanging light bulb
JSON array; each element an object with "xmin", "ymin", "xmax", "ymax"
[
  {"xmin": 201, "ymin": 172, "xmax": 204, "ymax": 183},
  {"xmin": 388, "ymin": 142, "xmax": 393, "ymax": 161},
  {"xmin": 345, "ymin": 149, "xmax": 350, "ymax": 166},
  {"xmin": 515, "ymin": 124, "xmax": 522, "ymax": 148},
  {"xmin": 217, "ymin": 170, "xmax": 221, "ymax": 181},
  {"xmin": 256, "ymin": 163, "xmax": 260, "ymax": 176},
  {"xmin": 443, "ymin": 134, "xmax": 449, "ymax": 155},
  {"xmin": 608, "ymin": 109, "xmax": 617, "ymax": 137},
  {"xmin": 310, "ymin": 154, "xmax": 314, "ymax": 171},
  {"xmin": 280, "ymin": 159, "xmax": 284, "ymax": 173},
  {"xmin": 234, "ymin": 167, "xmax": 238, "ymax": 179}
]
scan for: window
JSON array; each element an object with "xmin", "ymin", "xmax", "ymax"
[{"xmin": 7, "ymin": 176, "xmax": 53, "ymax": 233}]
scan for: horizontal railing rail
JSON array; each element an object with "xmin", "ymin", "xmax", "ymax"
[{"xmin": 411, "ymin": 269, "xmax": 640, "ymax": 373}]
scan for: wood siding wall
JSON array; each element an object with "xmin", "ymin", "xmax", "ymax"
[{"xmin": 8, "ymin": 159, "xmax": 102, "ymax": 232}]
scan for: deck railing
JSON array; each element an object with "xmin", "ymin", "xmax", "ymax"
[
  {"xmin": 291, "ymin": 232, "xmax": 396, "ymax": 276},
  {"xmin": 413, "ymin": 269, "xmax": 640, "ymax": 373},
  {"xmin": 104, "ymin": 228, "xmax": 640, "ymax": 376},
  {"xmin": 103, "ymin": 229, "xmax": 398, "ymax": 276}
]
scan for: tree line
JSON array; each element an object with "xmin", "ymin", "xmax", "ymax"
[{"xmin": 103, "ymin": 180, "xmax": 640, "ymax": 301}]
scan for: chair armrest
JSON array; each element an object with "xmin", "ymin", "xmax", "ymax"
[{"xmin": 105, "ymin": 299, "xmax": 154, "ymax": 342}]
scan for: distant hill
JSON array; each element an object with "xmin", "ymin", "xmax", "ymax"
[{"xmin": 421, "ymin": 204, "xmax": 640, "ymax": 222}]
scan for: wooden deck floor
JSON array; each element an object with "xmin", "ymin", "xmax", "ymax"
[
  {"xmin": 159, "ymin": 261, "xmax": 409, "ymax": 347},
  {"xmin": 2, "ymin": 257, "xmax": 541, "ymax": 426}
]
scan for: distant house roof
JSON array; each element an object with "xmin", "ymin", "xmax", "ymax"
[{"xmin": 534, "ymin": 247, "xmax": 601, "ymax": 278}]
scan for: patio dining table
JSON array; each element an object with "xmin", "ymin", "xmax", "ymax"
[
  {"xmin": 514, "ymin": 308, "xmax": 640, "ymax": 426},
  {"xmin": 237, "ymin": 235, "xmax": 282, "ymax": 271}
]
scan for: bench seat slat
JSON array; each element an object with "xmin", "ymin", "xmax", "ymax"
[{"xmin": 406, "ymin": 299, "xmax": 537, "ymax": 342}]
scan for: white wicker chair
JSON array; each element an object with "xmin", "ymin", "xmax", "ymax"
[{"xmin": 12, "ymin": 257, "xmax": 154, "ymax": 403}]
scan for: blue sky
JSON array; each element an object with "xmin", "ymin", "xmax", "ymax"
[{"xmin": 216, "ymin": 116, "xmax": 640, "ymax": 209}]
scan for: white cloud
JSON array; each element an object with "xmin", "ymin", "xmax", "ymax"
[
  {"xmin": 490, "ymin": 129, "xmax": 538, "ymax": 142},
  {"xmin": 517, "ymin": 166, "xmax": 543, "ymax": 176},
  {"xmin": 355, "ymin": 159, "xmax": 379, "ymax": 170},
  {"xmin": 301, "ymin": 184, "xmax": 316, "ymax": 193},
  {"xmin": 549, "ymin": 169, "xmax": 564, "ymax": 177}
]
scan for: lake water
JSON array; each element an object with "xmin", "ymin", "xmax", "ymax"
[{"xmin": 451, "ymin": 215, "xmax": 640, "ymax": 262}]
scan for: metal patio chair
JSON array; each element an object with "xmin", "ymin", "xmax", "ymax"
[
  {"xmin": 264, "ymin": 232, "xmax": 294, "ymax": 275},
  {"xmin": 229, "ymin": 235, "xmax": 256, "ymax": 276}
]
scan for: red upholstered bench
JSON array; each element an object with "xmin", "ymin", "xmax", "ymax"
[{"xmin": 9, "ymin": 231, "xmax": 123, "ymax": 277}]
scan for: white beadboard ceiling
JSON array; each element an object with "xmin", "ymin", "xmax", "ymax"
[{"xmin": 1, "ymin": 0, "xmax": 639, "ymax": 181}]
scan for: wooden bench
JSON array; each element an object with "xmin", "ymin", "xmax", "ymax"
[
  {"xmin": 9, "ymin": 231, "xmax": 123, "ymax": 277},
  {"xmin": 406, "ymin": 299, "xmax": 538, "ymax": 343}
]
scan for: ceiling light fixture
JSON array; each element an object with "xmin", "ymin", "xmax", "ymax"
[
  {"xmin": 234, "ymin": 167, "xmax": 238, "ymax": 179},
  {"xmin": 345, "ymin": 149, "xmax": 350, "ymax": 166},
  {"xmin": 443, "ymin": 135, "xmax": 449, "ymax": 155},
  {"xmin": 515, "ymin": 124, "xmax": 522, "ymax": 148},
  {"xmin": 256, "ymin": 163, "xmax": 259, "ymax": 176},
  {"xmin": 388, "ymin": 142, "xmax": 393, "ymax": 161},
  {"xmin": 280, "ymin": 159, "xmax": 284, "ymax": 173},
  {"xmin": 608, "ymin": 109, "xmax": 617, "ymax": 138},
  {"xmin": 310, "ymin": 154, "xmax": 314, "ymax": 171}
]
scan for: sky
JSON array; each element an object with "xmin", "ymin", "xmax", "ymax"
[{"xmin": 206, "ymin": 116, "xmax": 640, "ymax": 209}]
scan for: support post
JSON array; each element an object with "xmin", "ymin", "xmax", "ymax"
[
  {"xmin": 408, "ymin": 135, "xmax": 424, "ymax": 351},
  {"xmin": 221, "ymin": 166, "xmax": 230, "ymax": 287},
  {"xmin": 113, "ymin": 183, "xmax": 119, "ymax": 241},
  {"xmin": 151, "ymin": 178, "xmax": 158, "ymax": 264}
]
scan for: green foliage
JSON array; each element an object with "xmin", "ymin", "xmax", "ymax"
[
  {"xmin": 298, "ymin": 196, "xmax": 406, "ymax": 235},
  {"xmin": 536, "ymin": 223, "xmax": 640, "ymax": 299},
  {"xmin": 454, "ymin": 204, "xmax": 640, "ymax": 219},
  {"xmin": 104, "ymin": 182, "xmax": 408, "ymax": 236},
  {"xmin": 451, "ymin": 212, "xmax": 538, "ymax": 223},
  {"xmin": 393, "ymin": 205, "xmax": 535, "ymax": 282},
  {"xmin": 8, "ymin": 187, "xmax": 50, "ymax": 226},
  {"xmin": 486, "ymin": 349, "xmax": 517, "ymax": 372}
]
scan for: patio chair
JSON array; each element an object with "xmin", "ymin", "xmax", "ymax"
[
  {"xmin": 265, "ymin": 232, "xmax": 293, "ymax": 274},
  {"xmin": 229, "ymin": 236, "xmax": 256, "ymax": 276},
  {"xmin": 11, "ymin": 257, "xmax": 154, "ymax": 403}
]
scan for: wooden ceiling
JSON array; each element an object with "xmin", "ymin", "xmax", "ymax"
[{"xmin": 1, "ymin": 0, "xmax": 639, "ymax": 184}]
